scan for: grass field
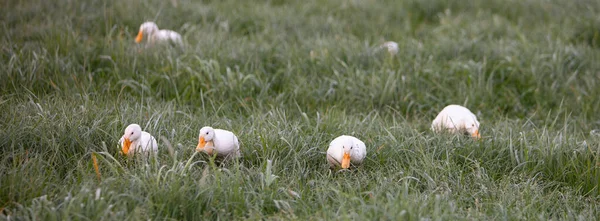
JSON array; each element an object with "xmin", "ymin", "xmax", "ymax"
[{"xmin": 2, "ymin": 0, "xmax": 600, "ymax": 219}]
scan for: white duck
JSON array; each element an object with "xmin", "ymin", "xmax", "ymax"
[
  {"xmin": 431, "ymin": 104, "xmax": 481, "ymax": 139},
  {"xmin": 196, "ymin": 126, "xmax": 241, "ymax": 158},
  {"xmin": 381, "ymin": 41, "xmax": 399, "ymax": 55},
  {"xmin": 119, "ymin": 124, "xmax": 158, "ymax": 156},
  {"xmin": 326, "ymin": 135, "xmax": 367, "ymax": 169},
  {"xmin": 135, "ymin": 21, "xmax": 183, "ymax": 46}
]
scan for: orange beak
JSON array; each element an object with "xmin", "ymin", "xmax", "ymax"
[
  {"xmin": 135, "ymin": 30, "xmax": 143, "ymax": 43},
  {"xmin": 196, "ymin": 137, "xmax": 206, "ymax": 152},
  {"xmin": 341, "ymin": 152, "xmax": 351, "ymax": 169},
  {"xmin": 472, "ymin": 130, "xmax": 481, "ymax": 139},
  {"xmin": 122, "ymin": 138, "xmax": 131, "ymax": 155}
]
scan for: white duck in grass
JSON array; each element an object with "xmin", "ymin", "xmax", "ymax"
[
  {"xmin": 431, "ymin": 104, "xmax": 481, "ymax": 139},
  {"xmin": 135, "ymin": 21, "xmax": 183, "ymax": 46},
  {"xmin": 196, "ymin": 126, "xmax": 241, "ymax": 158},
  {"xmin": 119, "ymin": 124, "xmax": 158, "ymax": 156},
  {"xmin": 381, "ymin": 41, "xmax": 399, "ymax": 56},
  {"xmin": 326, "ymin": 135, "xmax": 367, "ymax": 169}
]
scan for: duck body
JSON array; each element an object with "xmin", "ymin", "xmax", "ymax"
[
  {"xmin": 149, "ymin": 29, "xmax": 182, "ymax": 45},
  {"xmin": 135, "ymin": 21, "xmax": 182, "ymax": 46},
  {"xmin": 326, "ymin": 135, "xmax": 367, "ymax": 169},
  {"xmin": 197, "ymin": 127, "xmax": 240, "ymax": 158},
  {"xmin": 431, "ymin": 104, "xmax": 481, "ymax": 138},
  {"xmin": 382, "ymin": 41, "xmax": 399, "ymax": 55},
  {"xmin": 119, "ymin": 124, "xmax": 158, "ymax": 156}
]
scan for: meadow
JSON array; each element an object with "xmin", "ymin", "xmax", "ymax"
[{"xmin": 1, "ymin": 0, "xmax": 600, "ymax": 219}]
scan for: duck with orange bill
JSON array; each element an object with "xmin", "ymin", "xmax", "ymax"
[
  {"xmin": 135, "ymin": 21, "xmax": 183, "ymax": 46},
  {"xmin": 196, "ymin": 126, "xmax": 241, "ymax": 158},
  {"xmin": 431, "ymin": 104, "xmax": 481, "ymax": 139},
  {"xmin": 119, "ymin": 124, "xmax": 158, "ymax": 156},
  {"xmin": 326, "ymin": 135, "xmax": 367, "ymax": 169}
]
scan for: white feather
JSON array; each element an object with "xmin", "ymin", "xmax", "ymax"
[
  {"xmin": 199, "ymin": 126, "xmax": 241, "ymax": 158},
  {"xmin": 119, "ymin": 124, "xmax": 158, "ymax": 156},
  {"xmin": 431, "ymin": 104, "xmax": 480, "ymax": 137},
  {"xmin": 137, "ymin": 21, "xmax": 183, "ymax": 46},
  {"xmin": 326, "ymin": 135, "xmax": 367, "ymax": 168},
  {"xmin": 381, "ymin": 41, "xmax": 399, "ymax": 55}
]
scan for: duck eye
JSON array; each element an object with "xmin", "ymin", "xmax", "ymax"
[
  {"xmin": 131, "ymin": 132, "xmax": 134, "ymax": 135},
  {"xmin": 206, "ymin": 132, "xmax": 209, "ymax": 135}
]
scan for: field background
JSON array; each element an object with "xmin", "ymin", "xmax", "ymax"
[{"xmin": 2, "ymin": 0, "xmax": 600, "ymax": 220}]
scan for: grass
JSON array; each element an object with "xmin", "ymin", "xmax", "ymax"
[{"xmin": 1, "ymin": 0, "xmax": 600, "ymax": 219}]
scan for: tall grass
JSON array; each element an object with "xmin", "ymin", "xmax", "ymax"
[{"xmin": 1, "ymin": 0, "xmax": 600, "ymax": 219}]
